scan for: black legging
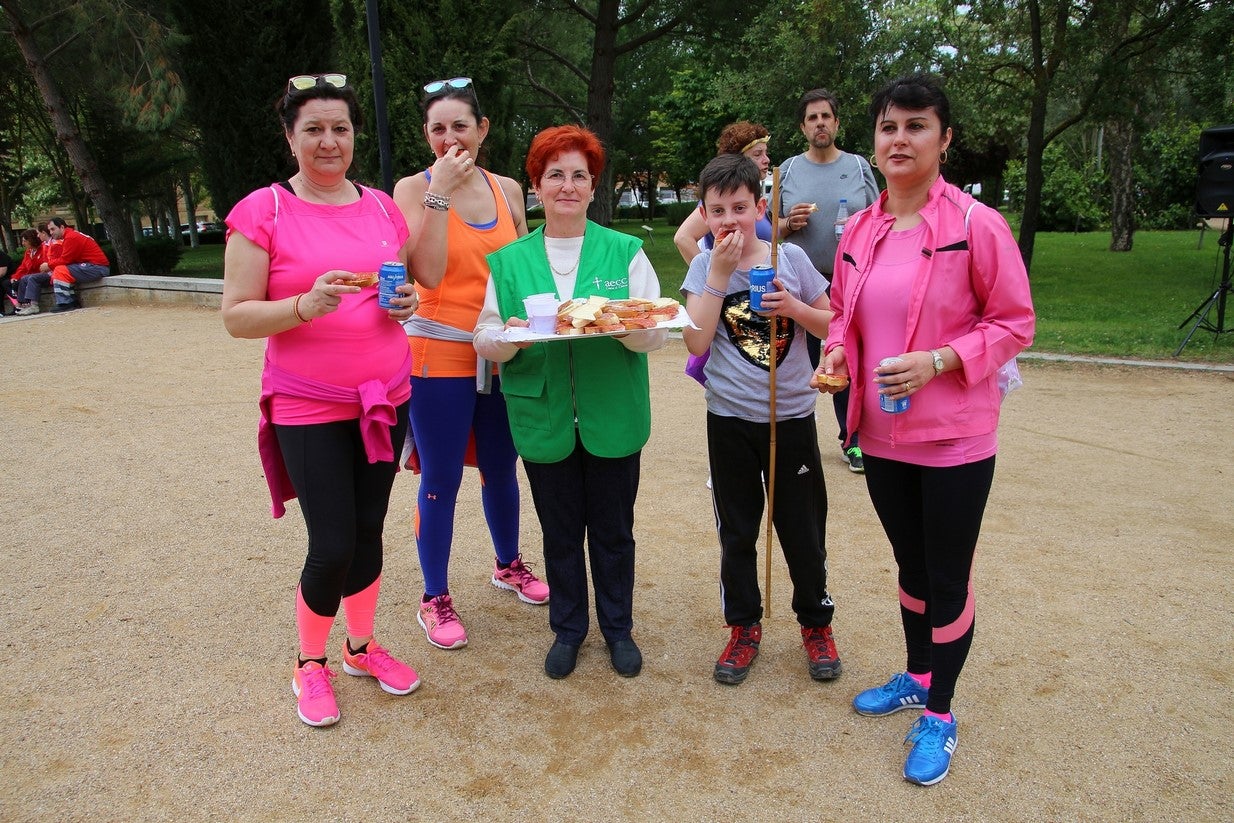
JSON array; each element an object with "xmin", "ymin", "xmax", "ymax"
[
  {"xmin": 275, "ymin": 402, "xmax": 409, "ymax": 617},
  {"xmin": 862, "ymin": 453, "xmax": 995, "ymax": 715}
]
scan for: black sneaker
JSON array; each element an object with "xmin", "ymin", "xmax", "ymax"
[
  {"xmin": 713, "ymin": 623, "xmax": 761, "ymax": 685},
  {"xmin": 608, "ymin": 639, "xmax": 642, "ymax": 677}
]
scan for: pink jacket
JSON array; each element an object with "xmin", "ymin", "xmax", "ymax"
[
  {"xmin": 258, "ymin": 350, "xmax": 411, "ymax": 518},
  {"xmin": 825, "ymin": 176, "xmax": 1035, "ymax": 444}
]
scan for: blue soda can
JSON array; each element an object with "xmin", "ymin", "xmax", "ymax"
[
  {"xmin": 378, "ymin": 261, "xmax": 406, "ymax": 309},
  {"xmin": 879, "ymin": 357, "xmax": 910, "ymax": 414},
  {"xmin": 749, "ymin": 265, "xmax": 774, "ymax": 312}
]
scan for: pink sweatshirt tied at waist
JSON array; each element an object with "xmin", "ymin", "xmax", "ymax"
[{"xmin": 258, "ymin": 350, "xmax": 412, "ymax": 518}]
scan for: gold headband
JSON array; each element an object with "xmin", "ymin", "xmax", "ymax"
[{"xmin": 740, "ymin": 135, "xmax": 770, "ymax": 154}]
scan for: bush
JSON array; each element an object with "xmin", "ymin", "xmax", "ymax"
[
  {"xmin": 1004, "ymin": 143, "xmax": 1106, "ymax": 232},
  {"xmin": 184, "ymin": 229, "xmax": 225, "ymax": 246},
  {"xmin": 1135, "ymin": 121, "xmax": 1203, "ymax": 230},
  {"xmin": 664, "ymin": 201, "xmax": 699, "ymax": 227},
  {"xmin": 101, "ymin": 235, "xmax": 184, "ymax": 275}
]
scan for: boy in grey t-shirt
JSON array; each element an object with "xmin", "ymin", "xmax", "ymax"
[{"xmin": 680, "ymin": 154, "xmax": 842, "ymax": 686}]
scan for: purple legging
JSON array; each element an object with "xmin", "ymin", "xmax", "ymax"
[{"xmin": 409, "ymin": 375, "xmax": 520, "ymax": 596}]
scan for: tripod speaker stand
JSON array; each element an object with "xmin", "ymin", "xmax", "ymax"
[{"xmin": 1175, "ymin": 218, "xmax": 1233, "ymax": 356}]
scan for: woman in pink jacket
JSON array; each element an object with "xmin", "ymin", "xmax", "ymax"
[{"xmin": 818, "ymin": 74, "xmax": 1034, "ymax": 787}]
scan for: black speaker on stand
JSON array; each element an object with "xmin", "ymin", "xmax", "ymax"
[{"xmin": 1176, "ymin": 125, "xmax": 1234, "ymax": 356}]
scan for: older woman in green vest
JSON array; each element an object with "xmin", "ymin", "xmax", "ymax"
[{"xmin": 474, "ymin": 125, "xmax": 667, "ymax": 680}]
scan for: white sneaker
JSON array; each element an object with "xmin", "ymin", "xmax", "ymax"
[{"xmin": 15, "ymin": 304, "xmax": 39, "ymax": 316}]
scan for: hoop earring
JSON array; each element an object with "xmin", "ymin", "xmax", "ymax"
[
  {"xmin": 940, "ymin": 149, "xmax": 949, "ymax": 166},
  {"xmin": 869, "ymin": 154, "xmax": 878, "ymax": 169}
]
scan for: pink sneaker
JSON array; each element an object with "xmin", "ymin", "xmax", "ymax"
[
  {"xmin": 491, "ymin": 555, "xmax": 550, "ymax": 605},
  {"xmin": 418, "ymin": 594, "xmax": 468, "ymax": 650},
  {"xmin": 291, "ymin": 660, "xmax": 340, "ymax": 727},
  {"xmin": 342, "ymin": 640, "xmax": 420, "ymax": 695}
]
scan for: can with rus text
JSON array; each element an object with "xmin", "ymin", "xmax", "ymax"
[
  {"xmin": 749, "ymin": 265, "xmax": 774, "ymax": 312},
  {"xmin": 378, "ymin": 261, "xmax": 406, "ymax": 309},
  {"xmin": 879, "ymin": 357, "xmax": 910, "ymax": 414}
]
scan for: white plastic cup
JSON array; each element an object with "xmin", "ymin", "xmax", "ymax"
[{"xmin": 524, "ymin": 294, "xmax": 559, "ymax": 334}]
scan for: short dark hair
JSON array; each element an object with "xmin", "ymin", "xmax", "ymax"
[
  {"xmin": 868, "ymin": 73, "xmax": 951, "ymax": 132},
  {"xmin": 49, "ymin": 217, "xmax": 67, "ymax": 228},
  {"xmin": 20, "ymin": 228, "xmax": 40, "ymax": 248},
  {"xmin": 796, "ymin": 88, "xmax": 839, "ymax": 124},
  {"xmin": 697, "ymin": 153, "xmax": 762, "ymax": 205},
  {"xmin": 275, "ymin": 76, "xmax": 363, "ymax": 135}
]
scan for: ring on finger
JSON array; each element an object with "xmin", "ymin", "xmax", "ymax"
[{"xmin": 905, "ymin": 380, "xmax": 913, "ymax": 391}]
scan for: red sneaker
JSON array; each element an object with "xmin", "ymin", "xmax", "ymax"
[
  {"xmin": 713, "ymin": 623, "xmax": 762, "ymax": 685},
  {"xmin": 802, "ymin": 625, "xmax": 843, "ymax": 680}
]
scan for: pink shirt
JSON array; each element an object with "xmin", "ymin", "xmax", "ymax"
[
  {"xmin": 856, "ymin": 224, "xmax": 995, "ymax": 466},
  {"xmin": 226, "ymin": 184, "xmax": 412, "ymax": 424}
]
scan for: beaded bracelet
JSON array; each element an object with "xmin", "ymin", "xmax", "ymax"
[
  {"xmin": 292, "ymin": 293, "xmax": 310, "ymax": 324},
  {"xmin": 423, "ymin": 192, "xmax": 451, "ymax": 211},
  {"xmin": 702, "ymin": 284, "xmax": 727, "ymax": 299}
]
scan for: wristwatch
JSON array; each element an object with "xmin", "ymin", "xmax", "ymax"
[{"xmin": 930, "ymin": 349, "xmax": 945, "ymax": 375}]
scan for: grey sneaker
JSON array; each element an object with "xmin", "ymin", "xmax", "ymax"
[{"xmin": 844, "ymin": 445, "xmax": 864, "ymax": 473}]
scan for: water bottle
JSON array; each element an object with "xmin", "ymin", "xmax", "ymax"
[{"xmin": 834, "ymin": 199, "xmax": 848, "ymax": 242}]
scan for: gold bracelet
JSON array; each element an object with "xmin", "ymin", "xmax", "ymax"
[{"xmin": 292, "ymin": 293, "xmax": 310, "ymax": 324}]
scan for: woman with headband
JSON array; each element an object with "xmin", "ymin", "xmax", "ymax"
[{"xmin": 673, "ymin": 121, "xmax": 774, "ymax": 264}]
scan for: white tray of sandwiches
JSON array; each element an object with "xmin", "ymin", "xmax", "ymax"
[{"xmin": 498, "ymin": 296, "xmax": 694, "ymax": 342}]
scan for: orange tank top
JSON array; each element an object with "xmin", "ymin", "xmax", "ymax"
[{"xmin": 409, "ymin": 170, "xmax": 517, "ymax": 377}]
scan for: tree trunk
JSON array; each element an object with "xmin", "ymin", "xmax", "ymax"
[
  {"xmin": 1016, "ymin": 0, "xmax": 1047, "ymax": 272},
  {"xmin": 1107, "ymin": 117, "xmax": 1135, "ymax": 252},
  {"xmin": 585, "ymin": 0, "xmax": 620, "ymax": 226},
  {"xmin": 182, "ymin": 170, "xmax": 199, "ymax": 246},
  {"xmin": 1018, "ymin": 96, "xmax": 1047, "ymax": 272},
  {"xmin": 4, "ymin": 3, "xmax": 144, "ymax": 274}
]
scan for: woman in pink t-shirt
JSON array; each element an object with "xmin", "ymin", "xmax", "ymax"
[
  {"xmin": 820, "ymin": 74, "xmax": 1033, "ymax": 786},
  {"xmin": 222, "ymin": 73, "xmax": 426, "ymax": 728}
]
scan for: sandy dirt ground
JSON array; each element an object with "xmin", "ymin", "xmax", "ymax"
[{"xmin": 0, "ymin": 304, "xmax": 1231, "ymax": 822}]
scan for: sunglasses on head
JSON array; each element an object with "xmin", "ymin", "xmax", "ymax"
[
  {"xmin": 423, "ymin": 77, "xmax": 472, "ymax": 95},
  {"xmin": 287, "ymin": 74, "xmax": 348, "ymax": 93}
]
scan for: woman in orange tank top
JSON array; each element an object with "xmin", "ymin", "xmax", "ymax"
[{"xmin": 393, "ymin": 79, "xmax": 546, "ymax": 651}]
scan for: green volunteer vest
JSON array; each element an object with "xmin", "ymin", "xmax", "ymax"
[{"xmin": 487, "ymin": 222, "xmax": 651, "ymax": 463}]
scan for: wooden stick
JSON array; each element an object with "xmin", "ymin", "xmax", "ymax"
[{"xmin": 765, "ymin": 166, "xmax": 781, "ymax": 618}]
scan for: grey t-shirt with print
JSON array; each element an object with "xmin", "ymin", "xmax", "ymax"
[{"xmin": 681, "ymin": 242, "xmax": 828, "ymax": 423}]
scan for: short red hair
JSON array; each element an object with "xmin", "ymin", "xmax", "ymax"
[{"xmin": 525, "ymin": 125, "xmax": 606, "ymax": 182}]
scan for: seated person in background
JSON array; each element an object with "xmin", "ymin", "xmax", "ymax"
[
  {"xmin": 13, "ymin": 225, "xmax": 51, "ymax": 316},
  {"xmin": 43, "ymin": 217, "xmax": 110, "ymax": 313}
]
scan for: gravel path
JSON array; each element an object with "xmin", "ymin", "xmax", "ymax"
[{"xmin": 1, "ymin": 305, "xmax": 1231, "ymax": 821}]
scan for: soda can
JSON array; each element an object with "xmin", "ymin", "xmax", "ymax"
[
  {"xmin": 878, "ymin": 357, "xmax": 910, "ymax": 414},
  {"xmin": 378, "ymin": 261, "xmax": 406, "ymax": 309},
  {"xmin": 749, "ymin": 265, "xmax": 774, "ymax": 312}
]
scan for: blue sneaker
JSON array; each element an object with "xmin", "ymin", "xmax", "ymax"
[
  {"xmin": 852, "ymin": 672, "xmax": 928, "ymax": 716},
  {"xmin": 903, "ymin": 714, "xmax": 958, "ymax": 786}
]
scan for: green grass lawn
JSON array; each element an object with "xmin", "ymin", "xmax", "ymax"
[
  {"xmin": 174, "ymin": 244, "xmax": 224, "ymax": 278},
  {"xmin": 175, "ymin": 218, "xmax": 1234, "ymax": 364}
]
